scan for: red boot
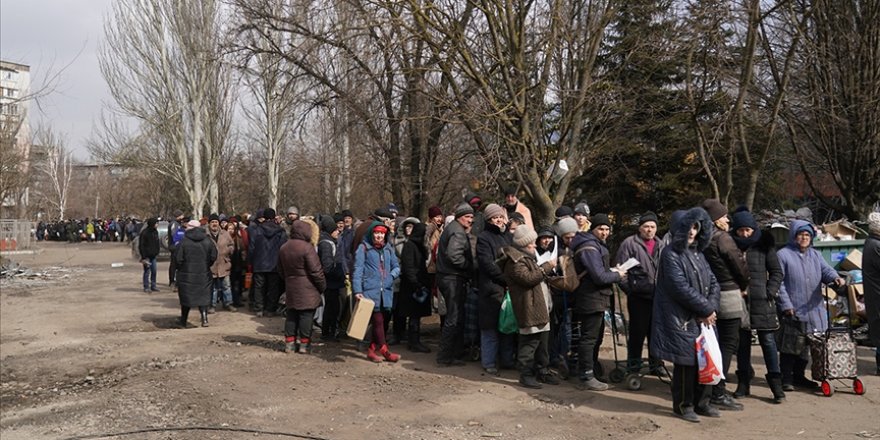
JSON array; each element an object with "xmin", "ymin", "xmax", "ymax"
[
  {"xmin": 367, "ymin": 343, "xmax": 384, "ymax": 363},
  {"xmin": 380, "ymin": 344, "xmax": 400, "ymax": 363}
]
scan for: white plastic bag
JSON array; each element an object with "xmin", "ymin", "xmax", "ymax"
[{"xmin": 696, "ymin": 324, "xmax": 724, "ymax": 385}]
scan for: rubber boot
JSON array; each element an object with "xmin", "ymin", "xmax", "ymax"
[
  {"xmin": 766, "ymin": 373, "xmax": 786, "ymax": 403},
  {"xmin": 179, "ymin": 306, "xmax": 190, "ymax": 328},
  {"xmin": 366, "ymin": 343, "xmax": 384, "ymax": 363},
  {"xmin": 284, "ymin": 336, "xmax": 297, "ymax": 353},
  {"xmin": 407, "ymin": 320, "xmax": 431, "ymax": 353},
  {"xmin": 733, "ymin": 370, "xmax": 751, "ymax": 398},
  {"xmin": 200, "ymin": 309, "xmax": 209, "ymax": 327},
  {"xmin": 380, "ymin": 344, "xmax": 400, "ymax": 362}
]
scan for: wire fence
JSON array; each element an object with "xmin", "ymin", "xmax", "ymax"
[{"xmin": 0, "ymin": 219, "xmax": 34, "ymax": 251}]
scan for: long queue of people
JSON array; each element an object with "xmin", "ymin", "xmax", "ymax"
[
  {"xmin": 132, "ymin": 190, "xmax": 880, "ymax": 424},
  {"xmin": 35, "ymin": 217, "xmax": 142, "ymax": 243}
]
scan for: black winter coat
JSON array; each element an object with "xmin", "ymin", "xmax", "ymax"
[
  {"xmin": 743, "ymin": 231, "xmax": 783, "ymax": 330},
  {"xmin": 399, "ymin": 223, "xmax": 432, "ymax": 318},
  {"xmin": 436, "ymin": 219, "xmax": 474, "ymax": 278},
  {"xmin": 476, "ymin": 222, "xmax": 513, "ymax": 330},
  {"xmin": 175, "ymin": 227, "xmax": 217, "ymax": 308},
  {"xmin": 863, "ymin": 234, "xmax": 880, "ymax": 347},
  {"xmin": 138, "ymin": 226, "xmax": 161, "ymax": 259},
  {"xmin": 651, "ymin": 208, "xmax": 720, "ymax": 366},
  {"xmin": 570, "ymin": 231, "xmax": 621, "ymax": 315},
  {"xmin": 318, "ymin": 231, "xmax": 346, "ymax": 290},
  {"xmin": 248, "ymin": 221, "xmax": 287, "ymax": 273}
]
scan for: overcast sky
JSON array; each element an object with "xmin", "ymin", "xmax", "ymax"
[{"xmin": 1, "ymin": 0, "xmax": 112, "ymax": 160}]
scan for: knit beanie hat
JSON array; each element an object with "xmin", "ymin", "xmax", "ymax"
[
  {"xmin": 701, "ymin": 198, "xmax": 728, "ymax": 222},
  {"xmin": 263, "ymin": 208, "xmax": 277, "ymax": 219},
  {"xmin": 513, "ymin": 224, "xmax": 538, "ymax": 248},
  {"xmin": 428, "ymin": 206, "xmax": 443, "ymax": 218},
  {"xmin": 341, "ymin": 209, "xmax": 354, "ymax": 219},
  {"xmin": 868, "ymin": 212, "xmax": 880, "ymax": 235},
  {"xmin": 320, "ymin": 215, "xmax": 338, "ymax": 234},
  {"xmin": 509, "ymin": 212, "xmax": 526, "ymax": 225},
  {"xmin": 333, "ymin": 212, "xmax": 345, "ymax": 223},
  {"xmin": 185, "ymin": 220, "xmax": 201, "ymax": 229},
  {"xmin": 454, "ymin": 203, "xmax": 475, "ymax": 218},
  {"xmin": 730, "ymin": 209, "xmax": 758, "ymax": 232},
  {"xmin": 574, "ymin": 202, "xmax": 590, "ymax": 216},
  {"xmin": 537, "ymin": 226, "xmax": 555, "ymax": 239},
  {"xmin": 286, "ymin": 206, "xmax": 299, "ymax": 215},
  {"xmin": 555, "ymin": 217, "xmax": 579, "ymax": 236},
  {"xmin": 373, "ymin": 208, "xmax": 393, "ymax": 221},
  {"xmin": 208, "ymin": 213, "xmax": 220, "ymax": 222},
  {"xmin": 590, "ymin": 213, "xmax": 611, "ymax": 231},
  {"xmin": 386, "ymin": 203, "xmax": 399, "ymax": 215},
  {"xmin": 638, "ymin": 211, "xmax": 658, "ymax": 227},
  {"xmin": 147, "ymin": 218, "xmax": 158, "ymax": 228},
  {"xmin": 555, "ymin": 206, "xmax": 573, "ymax": 219},
  {"xmin": 483, "ymin": 203, "xmax": 507, "ymax": 222}
]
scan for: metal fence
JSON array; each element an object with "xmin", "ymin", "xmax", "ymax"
[{"xmin": 0, "ymin": 219, "xmax": 34, "ymax": 251}]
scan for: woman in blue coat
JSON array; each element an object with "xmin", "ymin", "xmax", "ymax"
[
  {"xmin": 353, "ymin": 221, "xmax": 401, "ymax": 363},
  {"xmin": 776, "ymin": 220, "xmax": 845, "ymax": 390},
  {"xmin": 651, "ymin": 207, "xmax": 720, "ymax": 423}
]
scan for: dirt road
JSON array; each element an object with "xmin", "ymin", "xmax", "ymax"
[{"xmin": 1, "ymin": 242, "xmax": 878, "ymax": 440}]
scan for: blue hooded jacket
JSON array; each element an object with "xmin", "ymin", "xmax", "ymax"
[
  {"xmin": 776, "ymin": 220, "xmax": 839, "ymax": 333},
  {"xmin": 352, "ymin": 221, "xmax": 400, "ymax": 311}
]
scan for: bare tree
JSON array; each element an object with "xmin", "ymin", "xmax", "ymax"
[
  {"xmin": 782, "ymin": 0, "xmax": 880, "ymax": 219},
  {"xmin": 96, "ymin": 0, "xmax": 234, "ymax": 218},
  {"xmin": 405, "ymin": 0, "xmax": 618, "ymax": 225},
  {"xmin": 33, "ymin": 127, "xmax": 74, "ymax": 220}
]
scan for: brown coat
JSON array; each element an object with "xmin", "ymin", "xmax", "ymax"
[
  {"xmin": 278, "ymin": 221, "xmax": 327, "ymax": 310},
  {"xmin": 209, "ymin": 229, "xmax": 234, "ymax": 278},
  {"xmin": 499, "ymin": 246, "xmax": 553, "ymax": 329}
]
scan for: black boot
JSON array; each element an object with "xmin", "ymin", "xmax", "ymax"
[
  {"xmin": 733, "ymin": 370, "xmax": 751, "ymax": 398},
  {"xmin": 179, "ymin": 306, "xmax": 190, "ymax": 328},
  {"xmin": 200, "ymin": 308, "xmax": 209, "ymax": 327},
  {"xmin": 766, "ymin": 373, "xmax": 786, "ymax": 403},
  {"xmin": 407, "ymin": 320, "xmax": 431, "ymax": 353}
]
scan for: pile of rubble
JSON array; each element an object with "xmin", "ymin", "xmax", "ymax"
[{"xmin": 0, "ymin": 261, "xmax": 85, "ymax": 288}]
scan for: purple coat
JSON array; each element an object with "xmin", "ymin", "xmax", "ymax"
[{"xmin": 776, "ymin": 220, "xmax": 840, "ymax": 333}]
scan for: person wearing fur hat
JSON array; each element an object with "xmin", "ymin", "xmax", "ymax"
[
  {"xmin": 776, "ymin": 220, "xmax": 846, "ymax": 390},
  {"xmin": 248, "ymin": 207, "xmax": 288, "ymax": 317},
  {"xmin": 863, "ymin": 212, "xmax": 880, "ymax": 375},
  {"xmin": 318, "ymin": 215, "xmax": 346, "ymax": 342},
  {"xmin": 503, "ymin": 185, "xmax": 533, "ymax": 230},
  {"xmin": 138, "ymin": 218, "xmax": 162, "ymax": 293},
  {"xmin": 700, "ymin": 198, "xmax": 749, "ymax": 410},
  {"xmin": 353, "ymin": 221, "xmax": 402, "ymax": 362},
  {"xmin": 729, "ymin": 209, "xmax": 786, "ymax": 403},
  {"xmin": 568, "ymin": 213, "xmax": 626, "ymax": 391},
  {"xmin": 207, "ymin": 213, "xmax": 236, "ymax": 313},
  {"xmin": 497, "ymin": 225, "xmax": 559, "ymax": 388},
  {"xmin": 176, "ymin": 220, "xmax": 218, "ymax": 328},
  {"xmin": 476, "ymin": 203, "xmax": 515, "ymax": 374},
  {"xmin": 615, "ymin": 211, "xmax": 666, "ymax": 377},
  {"xmin": 651, "ymin": 207, "xmax": 721, "ymax": 423},
  {"xmin": 279, "ymin": 220, "xmax": 327, "ymax": 354},
  {"xmin": 435, "ymin": 203, "xmax": 476, "ymax": 366}
]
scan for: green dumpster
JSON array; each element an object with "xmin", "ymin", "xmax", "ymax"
[{"xmin": 812, "ymin": 240, "xmax": 866, "ymax": 269}]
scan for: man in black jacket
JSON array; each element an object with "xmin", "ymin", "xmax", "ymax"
[
  {"xmin": 436, "ymin": 203, "xmax": 476, "ymax": 366},
  {"xmin": 139, "ymin": 218, "xmax": 162, "ymax": 293}
]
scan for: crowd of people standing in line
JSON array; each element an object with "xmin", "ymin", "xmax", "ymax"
[{"xmin": 131, "ymin": 187, "xmax": 880, "ymax": 424}]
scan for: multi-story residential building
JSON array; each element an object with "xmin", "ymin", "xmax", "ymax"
[{"xmin": 1, "ymin": 60, "xmax": 32, "ymax": 218}]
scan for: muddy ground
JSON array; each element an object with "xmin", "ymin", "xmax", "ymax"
[{"xmin": 1, "ymin": 242, "xmax": 878, "ymax": 440}]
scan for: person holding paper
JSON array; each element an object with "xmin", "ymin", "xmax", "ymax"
[
  {"xmin": 651, "ymin": 207, "xmax": 721, "ymax": 423},
  {"xmin": 615, "ymin": 211, "xmax": 666, "ymax": 376}
]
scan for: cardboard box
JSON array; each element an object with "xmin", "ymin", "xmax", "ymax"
[
  {"xmin": 848, "ymin": 284, "xmax": 865, "ymax": 321},
  {"xmin": 822, "ymin": 220, "xmax": 859, "ymax": 239},
  {"xmin": 839, "ymin": 249, "xmax": 863, "ymax": 271},
  {"xmin": 346, "ymin": 297, "xmax": 375, "ymax": 340}
]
